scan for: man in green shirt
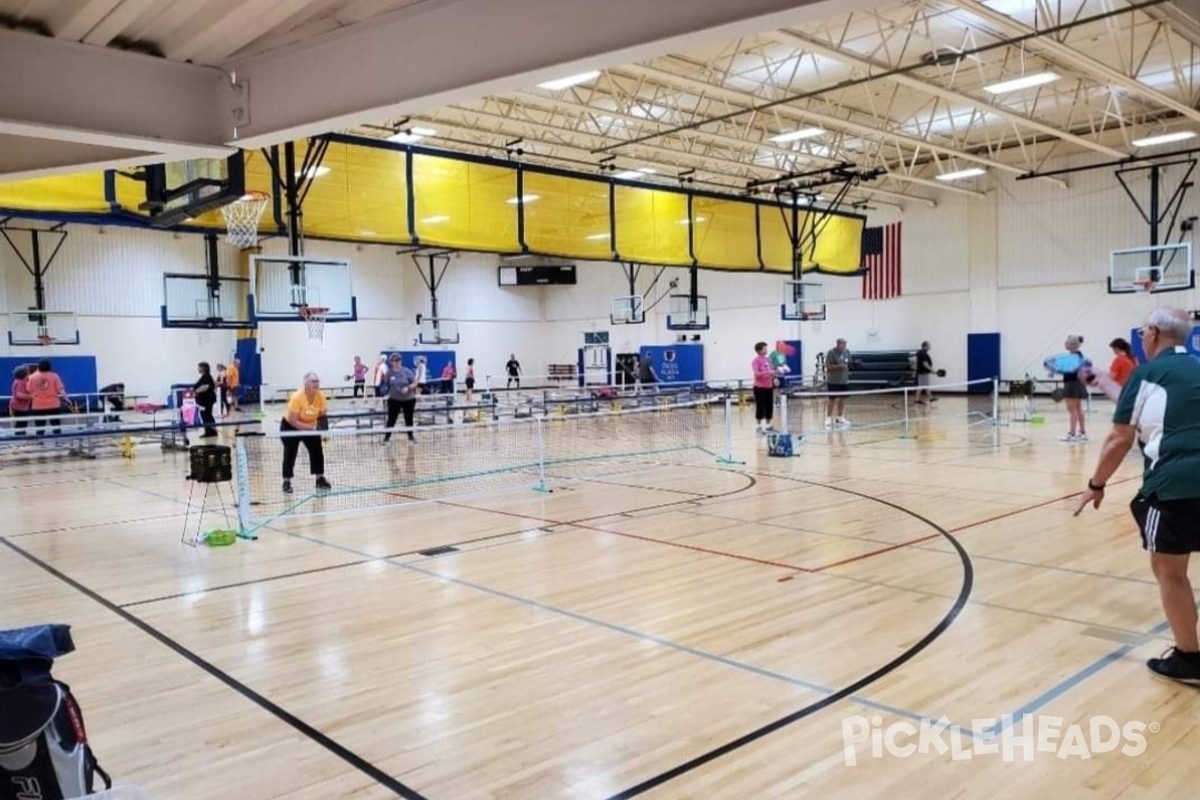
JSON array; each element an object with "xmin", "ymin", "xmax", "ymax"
[{"xmin": 1076, "ymin": 307, "xmax": 1200, "ymax": 685}]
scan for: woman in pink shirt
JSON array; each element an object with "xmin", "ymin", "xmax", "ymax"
[
  {"xmin": 752, "ymin": 342, "xmax": 777, "ymax": 437},
  {"xmin": 10, "ymin": 365, "xmax": 33, "ymax": 436},
  {"xmin": 27, "ymin": 359, "xmax": 66, "ymax": 435}
]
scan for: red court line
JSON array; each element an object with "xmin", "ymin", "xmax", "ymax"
[
  {"xmin": 435, "ymin": 499, "xmax": 813, "ymax": 573},
  {"xmin": 808, "ymin": 476, "xmax": 1139, "ymax": 573}
]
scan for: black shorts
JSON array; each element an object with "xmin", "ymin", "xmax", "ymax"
[
  {"xmin": 826, "ymin": 382, "xmax": 849, "ymax": 395},
  {"xmin": 1132, "ymin": 495, "xmax": 1200, "ymax": 554},
  {"xmin": 465, "ymin": 378, "xmax": 475, "ymax": 390}
]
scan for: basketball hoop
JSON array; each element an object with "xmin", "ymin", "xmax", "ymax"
[
  {"xmin": 299, "ymin": 306, "xmax": 329, "ymax": 343},
  {"xmin": 220, "ymin": 191, "xmax": 270, "ymax": 249},
  {"xmin": 37, "ymin": 334, "xmax": 56, "ymax": 346},
  {"xmin": 1134, "ymin": 277, "xmax": 1157, "ymax": 293}
]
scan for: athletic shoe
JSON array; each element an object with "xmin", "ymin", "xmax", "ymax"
[
  {"xmin": 1076, "ymin": 434, "xmax": 1088, "ymax": 442},
  {"xmin": 755, "ymin": 427, "xmax": 766, "ymax": 438},
  {"xmin": 836, "ymin": 417, "xmax": 851, "ymax": 428},
  {"xmin": 315, "ymin": 477, "xmax": 332, "ymax": 491},
  {"xmin": 1059, "ymin": 433, "xmax": 1078, "ymax": 442},
  {"xmin": 1147, "ymin": 647, "xmax": 1200, "ymax": 686},
  {"xmin": 282, "ymin": 480, "xmax": 293, "ymax": 495},
  {"xmin": 824, "ymin": 417, "xmax": 833, "ymax": 429}
]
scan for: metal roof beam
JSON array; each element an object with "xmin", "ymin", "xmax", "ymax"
[
  {"xmin": 776, "ymin": 29, "xmax": 1127, "ymax": 159},
  {"xmin": 221, "ymin": 0, "xmax": 879, "ymax": 147},
  {"xmin": 624, "ymin": 64, "xmax": 1063, "ymax": 187},
  {"xmin": 951, "ymin": 0, "xmax": 1200, "ymax": 126}
]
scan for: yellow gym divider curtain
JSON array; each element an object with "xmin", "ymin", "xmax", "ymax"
[
  {"xmin": 0, "ymin": 134, "xmax": 865, "ymax": 273},
  {"xmin": 759, "ymin": 203, "xmax": 805, "ymax": 273},
  {"xmin": 412, "ymin": 153, "xmax": 519, "ymax": 252},
  {"xmin": 692, "ymin": 196, "xmax": 759, "ymax": 270},
  {"xmin": 614, "ymin": 185, "xmax": 690, "ymax": 266},
  {"xmin": 522, "ymin": 171, "xmax": 613, "ymax": 260},
  {"xmin": 800, "ymin": 212, "xmax": 863, "ymax": 275}
]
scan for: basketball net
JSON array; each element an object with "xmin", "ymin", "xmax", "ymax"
[
  {"xmin": 300, "ymin": 306, "xmax": 329, "ymax": 344},
  {"xmin": 220, "ymin": 191, "xmax": 270, "ymax": 248}
]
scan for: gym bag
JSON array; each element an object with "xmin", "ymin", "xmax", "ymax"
[{"xmin": 0, "ymin": 625, "xmax": 111, "ymax": 800}]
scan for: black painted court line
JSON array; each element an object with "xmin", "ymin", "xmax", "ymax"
[
  {"xmin": 119, "ymin": 524, "xmax": 545, "ymax": 608},
  {"xmin": 605, "ymin": 472, "xmax": 975, "ymax": 799},
  {"xmin": 1, "ymin": 536, "xmax": 430, "ymax": 800}
]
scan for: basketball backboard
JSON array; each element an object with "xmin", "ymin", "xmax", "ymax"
[
  {"xmin": 250, "ymin": 255, "xmax": 357, "ymax": 323},
  {"xmin": 7, "ymin": 310, "xmax": 80, "ymax": 346},
  {"xmin": 781, "ymin": 280, "xmax": 827, "ymax": 321},
  {"xmin": 666, "ymin": 294, "xmax": 710, "ymax": 331},
  {"xmin": 161, "ymin": 274, "xmax": 253, "ymax": 329},
  {"xmin": 418, "ymin": 318, "xmax": 460, "ymax": 345},
  {"xmin": 138, "ymin": 155, "xmax": 246, "ymax": 229},
  {"xmin": 610, "ymin": 295, "xmax": 645, "ymax": 325},
  {"xmin": 1109, "ymin": 242, "xmax": 1194, "ymax": 293}
]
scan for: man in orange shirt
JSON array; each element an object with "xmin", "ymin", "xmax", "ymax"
[{"xmin": 26, "ymin": 359, "xmax": 66, "ymax": 435}]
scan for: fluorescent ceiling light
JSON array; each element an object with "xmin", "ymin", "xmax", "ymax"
[
  {"xmin": 360, "ymin": 230, "xmax": 376, "ymax": 236},
  {"xmin": 770, "ymin": 127, "xmax": 824, "ymax": 143},
  {"xmin": 410, "ymin": 126, "xmax": 437, "ymax": 137},
  {"xmin": 982, "ymin": 71, "xmax": 1060, "ymax": 94},
  {"xmin": 585, "ymin": 232, "xmax": 611, "ymax": 241},
  {"xmin": 422, "ymin": 215, "xmax": 450, "ymax": 224},
  {"xmin": 614, "ymin": 167, "xmax": 656, "ymax": 180},
  {"xmin": 935, "ymin": 167, "xmax": 986, "ymax": 181},
  {"xmin": 537, "ymin": 70, "xmax": 601, "ymax": 91},
  {"xmin": 506, "ymin": 194, "xmax": 539, "ymax": 205},
  {"xmin": 679, "ymin": 216, "xmax": 709, "ymax": 225},
  {"xmin": 1132, "ymin": 131, "xmax": 1197, "ymax": 147},
  {"xmin": 296, "ymin": 166, "xmax": 329, "ymax": 179},
  {"xmin": 388, "ymin": 132, "xmax": 424, "ymax": 144}
]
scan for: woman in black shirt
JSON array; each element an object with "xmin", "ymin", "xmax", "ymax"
[{"xmin": 193, "ymin": 362, "xmax": 218, "ymax": 438}]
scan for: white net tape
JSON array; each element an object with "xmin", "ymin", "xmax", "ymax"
[{"xmin": 220, "ymin": 192, "xmax": 269, "ymax": 248}]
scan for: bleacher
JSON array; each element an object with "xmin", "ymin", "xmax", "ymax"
[{"xmin": 847, "ymin": 349, "xmax": 917, "ymax": 388}]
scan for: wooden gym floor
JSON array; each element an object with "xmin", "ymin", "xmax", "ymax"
[{"xmin": 3, "ymin": 397, "xmax": 1198, "ymax": 800}]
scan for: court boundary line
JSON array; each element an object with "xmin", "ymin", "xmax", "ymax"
[
  {"xmin": 0, "ymin": 536, "xmax": 431, "ymax": 800},
  {"xmin": 118, "ymin": 524, "xmax": 552, "ymax": 608},
  {"xmin": 602, "ymin": 470, "xmax": 975, "ymax": 799}
]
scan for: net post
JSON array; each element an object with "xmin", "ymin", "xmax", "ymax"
[
  {"xmin": 715, "ymin": 393, "xmax": 743, "ymax": 464},
  {"xmin": 533, "ymin": 417, "xmax": 551, "ymax": 493},
  {"xmin": 992, "ymin": 378, "xmax": 1001, "ymax": 426},
  {"xmin": 899, "ymin": 385, "xmax": 914, "ymax": 439},
  {"xmin": 234, "ymin": 435, "xmax": 258, "ymax": 540},
  {"xmin": 778, "ymin": 386, "xmax": 788, "ymax": 434}
]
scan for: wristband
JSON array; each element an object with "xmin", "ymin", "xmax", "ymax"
[{"xmin": 1088, "ymin": 479, "xmax": 1105, "ymax": 491}]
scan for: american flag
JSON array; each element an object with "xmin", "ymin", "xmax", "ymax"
[{"xmin": 861, "ymin": 222, "xmax": 902, "ymax": 300}]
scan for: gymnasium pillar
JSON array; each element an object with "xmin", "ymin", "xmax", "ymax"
[{"xmin": 967, "ymin": 190, "xmax": 999, "ymax": 333}]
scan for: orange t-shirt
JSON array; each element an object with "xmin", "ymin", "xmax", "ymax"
[
  {"xmin": 26, "ymin": 371, "xmax": 64, "ymax": 411},
  {"xmin": 1110, "ymin": 354, "xmax": 1137, "ymax": 386},
  {"xmin": 226, "ymin": 363, "xmax": 240, "ymax": 388}
]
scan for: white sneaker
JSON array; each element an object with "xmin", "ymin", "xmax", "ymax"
[
  {"xmin": 755, "ymin": 427, "xmax": 766, "ymax": 438},
  {"xmin": 1076, "ymin": 433, "xmax": 1088, "ymax": 442},
  {"xmin": 1059, "ymin": 433, "xmax": 1077, "ymax": 442},
  {"xmin": 824, "ymin": 417, "xmax": 833, "ymax": 429},
  {"xmin": 836, "ymin": 417, "xmax": 851, "ymax": 428}
]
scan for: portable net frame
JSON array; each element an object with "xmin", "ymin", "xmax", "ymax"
[
  {"xmin": 299, "ymin": 306, "xmax": 330, "ymax": 343},
  {"xmin": 220, "ymin": 191, "xmax": 270, "ymax": 248}
]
